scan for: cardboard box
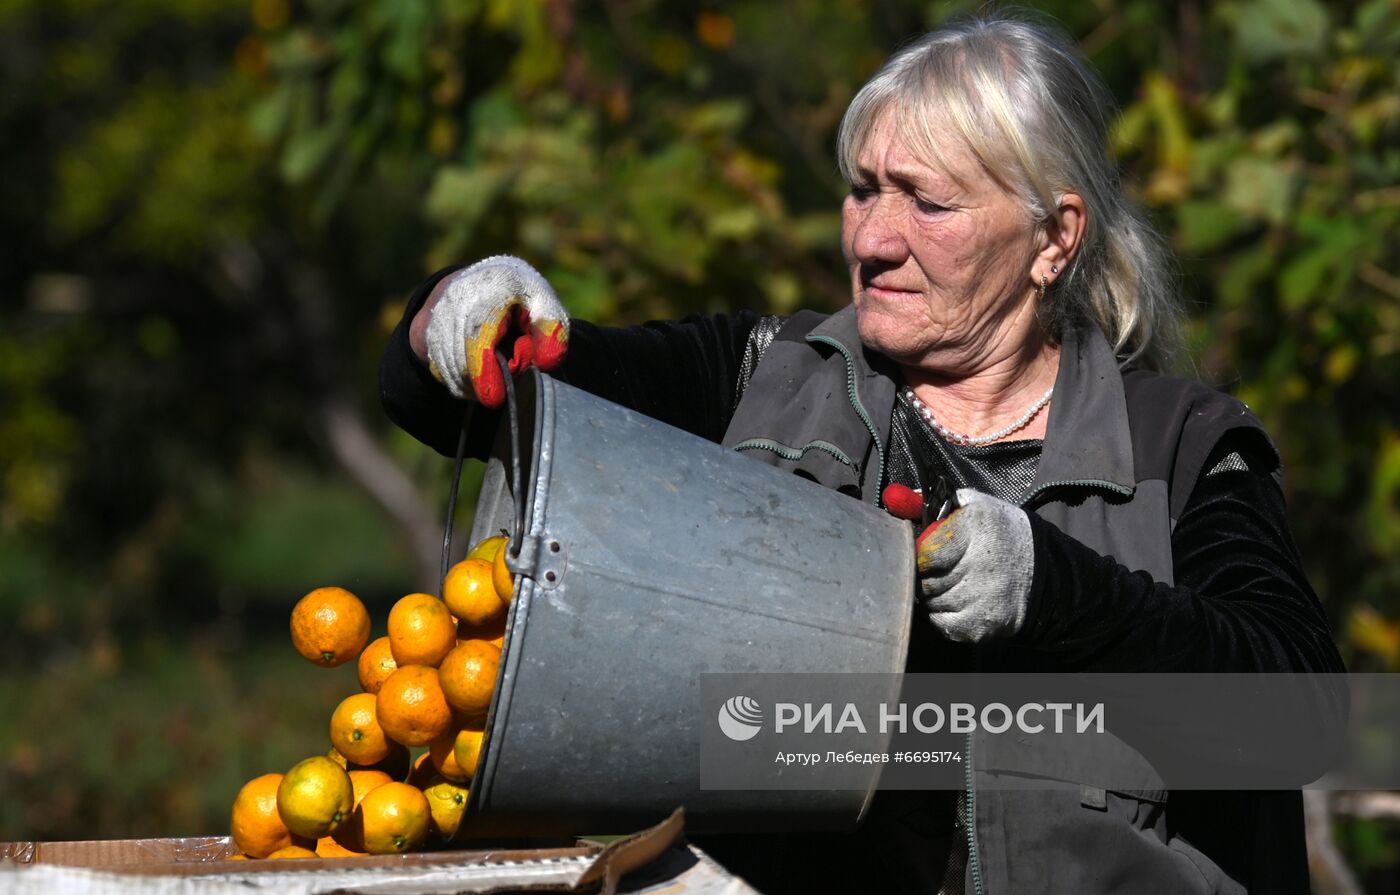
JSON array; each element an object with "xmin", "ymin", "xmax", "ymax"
[{"xmin": 0, "ymin": 808, "xmax": 759, "ymax": 894}]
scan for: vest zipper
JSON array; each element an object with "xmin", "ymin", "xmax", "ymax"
[
  {"xmin": 965, "ymin": 730, "xmax": 984, "ymax": 895},
  {"xmin": 973, "ymin": 477, "xmax": 1128, "ymax": 890},
  {"xmin": 804, "ymin": 334, "xmax": 885, "ymax": 499},
  {"xmin": 1020, "ymin": 478, "xmax": 1133, "ymax": 508},
  {"xmin": 732, "ymin": 438, "xmax": 854, "ymax": 467}
]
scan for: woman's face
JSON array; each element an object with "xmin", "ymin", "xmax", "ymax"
[{"xmin": 841, "ymin": 111, "xmax": 1044, "ymax": 375}]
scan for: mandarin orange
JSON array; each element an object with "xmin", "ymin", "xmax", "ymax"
[
  {"xmin": 290, "ymin": 587, "xmax": 371, "ymax": 667},
  {"xmin": 376, "ymin": 665, "xmax": 453, "ymax": 747},
  {"xmin": 442, "ymin": 559, "xmax": 507, "ymax": 626},
  {"xmin": 427, "ymin": 728, "xmax": 473, "ymax": 782},
  {"xmin": 315, "ymin": 836, "xmax": 362, "ymax": 858},
  {"xmin": 231, "ymin": 773, "xmax": 310, "ymax": 859},
  {"xmin": 359, "ymin": 782, "xmax": 431, "ymax": 855},
  {"xmin": 347, "ymin": 769, "xmax": 394, "ymax": 803},
  {"xmin": 387, "ymin": 593, "xmax": 456, "ymax": 667},
  {"xmin": 491, "ymin": 548, "xmax": 514, "ymax": 603},
  {"xmin": 423, "ymin": 776, "xmax": 471, "ymax": 841},
  {"xmin": 330, "ymin": 693, "xmax": 392, "ymax": 766},
  {"xmin": 277, "ymin": 756, "xmax": 354, "ymax": 839},
  {"xmin": 467, "ymin": 533, "xmax": 508, "ymax": 563},
  {"xmin": 328, "ymin": 768, "xmax": 394, "ymax": 853},
  {"xmin": 357, "ymin": 636, "xmax": 398, "ymax": 695},
  {"xmin": 438, "ymin": 640, "xmax": 501, "ymax": 720},
  {"xmin": 268, "ymin": 845, "xmax": 318, "ymax": 859},
  {"xmin": 451, "ymin": 727, "xmax": 487, "ymax": 779}
]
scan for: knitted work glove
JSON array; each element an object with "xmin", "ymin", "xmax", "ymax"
[
  {"xmin": 885, "ymin": 485, "xmax": 1035, "ymax": 643},
  {"xmin": 425, "ymin": 255, "xmax": 569, "ymax": 407}
]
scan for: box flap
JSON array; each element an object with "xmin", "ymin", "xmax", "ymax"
[
  {"xmin": 0, "ymin": 808, "xmax": 690, "ymax": 894},
  {"xmin": 574, "ymin": 808, "xmax": 685, "ymax": 894}
]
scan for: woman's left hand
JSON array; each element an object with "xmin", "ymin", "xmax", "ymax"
[{"xmin": 908, "ymin": 488, "xmax": 1035, "ymax": 642}]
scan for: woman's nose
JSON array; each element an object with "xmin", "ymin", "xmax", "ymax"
[{"xmin": 848, "ymin": 197, "xmax": 908, "ymax": 265}]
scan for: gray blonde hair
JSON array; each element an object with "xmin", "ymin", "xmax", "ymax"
[{"xmin": 837, "ymin": 13, "xmax": 1182, "ymax": 371}]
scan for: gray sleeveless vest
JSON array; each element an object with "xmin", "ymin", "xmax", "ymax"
[{"xmin": 719, "ymin": 306, "xmax": 1281, "ymax": 894}]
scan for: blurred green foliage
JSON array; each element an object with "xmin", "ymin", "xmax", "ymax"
[
  {"xmin": 0, "ymin": 0, "xmax": 1396, "ymax": 884},
  {"xmin": 1107, "ymin": 0, "xmax": 1400, "ymax": 666},
  {"xmin": 0, "ymin": 638, "xmax": 358, "ymax": 839}
]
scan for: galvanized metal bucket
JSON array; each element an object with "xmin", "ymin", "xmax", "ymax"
[{"xmin": 455, "ymin": 369, "xmax": 915, "ymax": 837}]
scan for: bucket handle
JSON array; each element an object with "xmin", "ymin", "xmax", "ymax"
[{"xmin": 439, "ymin": 349, "xmax": 526, "ymax": 593}]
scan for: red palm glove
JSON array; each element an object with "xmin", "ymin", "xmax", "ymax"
[{"xmin": 424, "ymin": 255, "xmax": 569, "ymax": 408}]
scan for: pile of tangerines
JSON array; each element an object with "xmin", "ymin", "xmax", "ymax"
[{"xmin": 229, "ymin": 534, "xmax": 516, "ymax": 859}]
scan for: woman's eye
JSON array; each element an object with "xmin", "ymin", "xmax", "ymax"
[
  {"xmin": 914, "ymin": 196, "xmax": 948, "ymax": 215},
  {"xmin": 848, "ymin": 185, "xmax": 876, "ymax": 202}
]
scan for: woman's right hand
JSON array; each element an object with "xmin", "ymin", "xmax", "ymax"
[{"xmin": 409, "ymin": 255, "xmax": 570, "ymax": 408}]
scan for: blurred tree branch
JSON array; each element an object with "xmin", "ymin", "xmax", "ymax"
[
  {"xmin": 1305, "ymin": 790, "xmax": 1364, "ymax": 895},
  {"xmin": 284, "ymin": 256, "xmax": 440, "ymax": 592},
  {"xmin": 319, "ymin": 396, "xmax": 440, "ymax": 593}
]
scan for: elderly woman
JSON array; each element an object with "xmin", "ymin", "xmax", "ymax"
[{"xmin": 382, "ymin": 14, "xmax": 1342, "ymax": 895}]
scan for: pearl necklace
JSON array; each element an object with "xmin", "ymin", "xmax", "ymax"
[{"xmin": 904, "ymin": 385, "xmax": 1054, "ymax": 446}]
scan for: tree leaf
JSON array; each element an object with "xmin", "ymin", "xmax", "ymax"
[
  {"xmin": 1176, "ymin": 200, "xmax": 1245, "ymax": 254},
  {"xmin": 280, "ymin": 125, "xmax": 341, "ymax": 183},
  {"xmin": 424, "ymin": 164, "xmax": 508, "ymax": 236},
  {"xmin": 1229, "ymin": 0, "xmax": 1330, "ymax": 62},
  {"xmin": 1222, "ymin": 156, "xmax": 1296, "ymax": 225}
]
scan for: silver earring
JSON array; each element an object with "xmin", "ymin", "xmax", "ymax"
[
  {"xmin": 1050, "ymin": 264, "xmax": 1059, "ymax": 274},
  {"xmin": 1037, "ymin": 275, "xmax": 1048, "ymax": 300}
]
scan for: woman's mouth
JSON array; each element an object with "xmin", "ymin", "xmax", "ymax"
[{"xmin": 864, "ymin": 283, "xmax": 922, "ymax": 300}]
